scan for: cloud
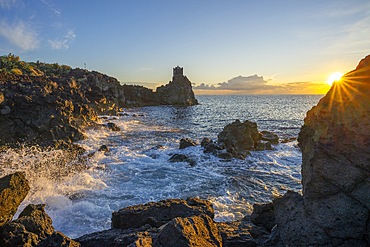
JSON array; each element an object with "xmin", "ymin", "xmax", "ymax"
[
  {"xmin": 40, "ymin": 0, "xmax": 61, "ymax": 16},
  {"xmin": 194, "ymin": 75, "xmax": 279, "ymax": 92},
  {"xmin": 0, "ymin": 0, "xmax": 20, "ymax": 9},
  {"xmin": 0, "ymin": 20, "xmax": 39, "ymax": 50},
  {"xmin": 48, "ymin": 29, "xmax": 76, "ymax": 49}
]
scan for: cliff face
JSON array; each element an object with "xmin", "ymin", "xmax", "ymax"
[
  {"xmin": 275, "ymin": 55, "xmax": 370, "ymax": 246},
  {"xmin": 156, "ymin": 74, "xmax": 198, "ymax": 106}
]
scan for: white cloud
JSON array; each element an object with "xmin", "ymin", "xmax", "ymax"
[
  {"xmin": 0, "ymin": 0, "xmax": 20, "ymax": 9},
  {"xmin": 0, "ymin": 20, "xmax": 39, "ymax": 50},
  {"xmin": 40, "ymin": 0, "xmax": 61, "ymax": 16},
  {"xmin": 194, "ymin": 75, "xmax": 279, "ymax": 91},
  {"xmin": 48, "ymin": 29, "xmax": 76, "ymax": 49}
]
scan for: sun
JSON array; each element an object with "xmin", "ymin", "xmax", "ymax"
[{"xmin": 327, "ymin": 72, "xmax": 344, "ymax": 86}]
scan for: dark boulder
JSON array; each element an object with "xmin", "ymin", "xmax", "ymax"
[
  {"xmin": 98, "ymin": 145, "xmax": 110, "ymax": 152},
  {"xmin": 250, "ymin": 202, "xmax": 275, "ymax": 232},
  {"xmin": 217, "ymin": 220, "xmax": 258, "ymax": 247},
  {"xmin": 76, "ymin": 226, "xmax": 153, "ymax": 247},
  {"xmin": 111, "ymin": 198, "xmax": 214, "ymax": 229},
  {"xmin": 260, "ymin": 131, "xmax": 279, "ymax": 144},
  {"xmin": 106, "ymin": 122, "xmax": 120, "ymax": 131},
  {"xmin": 0, "ymin": 172, "xmax": 30, "ymax": 227},
  {"xmin": 179, "ymin": 138, "xmax": 197, "ymax": 149},
  {"xmin": 169, "ymin": 154, "xmax": 196, "ymax": 166},
  {"xmin": 217, "ymin": 120, "xmax": 261, "ymax": 159},
  {"xmin": 38, "ymin": 231, "xmax": 80, "ymax": 247}
]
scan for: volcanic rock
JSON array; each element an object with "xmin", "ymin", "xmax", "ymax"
[
  {"xmin": 250, "ymin": 202, "xmax": 275, "ymax": 232},
  {"xmin": 106, "ymin": 122, "xmax": 120, "ymax": 131},
  {"xmin": 111, "ymin": 198, "xmax": 214, "ymax": 229},
  {"xmin": 274, "ymin": 54, "xmax": 370, "ymax": 246},
  {"xmin": 217, "ymin": 120, "xmax": 261, "ymax": 158},
  {"xmin": 169, "ymin": 154, "xmax": 196, "ymax": 166},
  {"xmin": 155, "ymin": 66, "xmax": 198, "ymax": 106},
  {"xmin": 158, "ymin": 215, "xmax": 222, "ymax": 247},
  {"xmin": 0, "ymin": 172, "xmax": 30, "ymax": 227},
  {"xmin": 260, "ymin": 131, "xmax": 279, "ymax": 144},
  {"xmin": 0, "ymin": 204, "xmax": 54, "ymax": 247},
  {"xmin": 179, "ymin": 138, "xmax": 197, "ymax": 149},
  {"xmin": 38, "ymin": 231, "xmax": 80, "ymax": 247}
]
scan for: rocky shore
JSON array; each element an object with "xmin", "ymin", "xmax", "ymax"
[
  {"xmin": 0, "ymin": 56, "xmax": 198, "ymax": 148},
  {"xmin": 1, "ymin": 54, "xmax": 370, "ymax": 246}
]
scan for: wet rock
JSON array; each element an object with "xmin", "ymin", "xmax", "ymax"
[
  {"xmin": 179, "ymin": 138, "xmax": 197, "ymax": 149},
  {"xmin": 200, "ymin": 137, "xmax": 212, "ymax": 147},
  {"xmin": 0, "ymin": 105, "xmax": 11, "ymax": 115},
  {"xmin": 216, "ymin": 150, "xmax": 233, "ymax": 160},
  {"xmin": 169, "ymin": 154, "xmax": 196, "ymax": 166},
  {"xmin": 106, "ymin": 122, "xmax": 120, "ymax": 131},
  {"xmin": 255, "ymin": 140, "xmax": 272, "ymax": 151},
  {"xmin": 260, "ymin": 131, "xmax": 279, "ymax": 144},
  {"xmin": 217, "ymin": 120, "xmax": 261, "ymax": 159},
  {"xmin": 0, "ymin": 172, "xmax": 30, "ymax": 227},
  {"xmin": 0, "ymin": 204, "xmax": 54, "ymax": 247},
  {"xmin": 98, "ymin": 145, "xmax": 110, "ymax": 152},
  {"xmin": 158, "ymin": 215, "xmax": 222, "ymax": 247},
  {"xmin": 38, "ymin": 231, "xmax": 80, "ymax": 247},
  {"xmin": 112, "ymin": 198, "xmax": 214, "ymax": 229}
]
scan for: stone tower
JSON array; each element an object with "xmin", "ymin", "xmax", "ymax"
[{"xmin": 173, "ymin": 66, "xmax": 183, "ymax": 76}]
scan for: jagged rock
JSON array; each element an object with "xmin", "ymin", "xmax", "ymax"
[
  {"xmin": 255, "ymin": 140, "xmax": 272, "ymax": 151},
  {"xmin": 260, "ymin": 131, "xmax": 279, "ymax": 144},
  {"xmin": 0, "ymin": 73, "xmax": 97, "ymax": 147},
  {"xmin": 111, "ymin": 198, "xmax": 214, "ymax": 229},
  {"xmin": 0, "ymin": 172, "xmax": 30, "ymax": 227},
  {"xmin": 158, "ymin": 215, "xmax": 222, "ymax": 247},
  {"xmin": 217, "ymin": 221, "xmax": 257, "ymax": 247},
  {"xmin": 250, "ymin": 202, "xmax": 275, "ymax": 232},
  {"xmin": 106, "ymin": 122, "xmax": 120, "ymax": 131},
  {"xmin": 38, "ymin": 231, "xmax": 80, "ymax": 247},
  {"xmin": 293, "ymin": 54, "xmax": 370, "ymax": 246},
  {"xmin": 155, "ymin": 66, "xmax": 198, "ymax": 106},
  {"xmin": 179, "ymin": 138, "xmax": 197, "ymax": 149},
  {"xmin": 169, "ymin": 154, "xmax": 196, "ymax": 166},
  {"xmin": 76, "ymin": 227, "xmax": 154, "ymax": 247},
  {"xmin": 98, "ymin": 145, "xmax": 110, "ymax": 152},
  {"xmin": 217, "ymin": 120, "xmax": 261, "ymax": 159},
  {"xmin": 273, "ymin": 191, "xmax": 331, "ymax": 246},
  {"xmin": 0, "ymin": 204, "xmax": 54, "ymax": 247}
]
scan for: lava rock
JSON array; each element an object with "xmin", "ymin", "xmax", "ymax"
[
  {"xmin": 169, "ymin": 154, "xmax": 196, "ymax": 166},
  {"xmin": 250, "ymin": 202, "xmax": 275, "ymax": 232},
  {"xmin": 158, "ymin": 215, "xmax": 222, "ymax": 247},
  {"xmin": 260, "ymin": 131, "xmax": 279, "ymax": 144},
  {"xmin": 0, "ymin": 172, "xmax": 30, "ymax": 227},
  {"xmin": 111, "ymin": 198, "xmax": 214, "ymax": 229},
  {"xmin": 179, "ymin": 138, "xmax": 197, "ymax": 149},
  {"xmin": 38, "ymin": 231, "xmax": 80, "ymax": 247},
  {"xmin": 106, "ymin": 122, "xmax": 120, "ymax": 131}
]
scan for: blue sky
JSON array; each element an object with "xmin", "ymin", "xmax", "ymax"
[{"xmin": 1, "ymin": 0, "xmax": 370, "ymax": 94}]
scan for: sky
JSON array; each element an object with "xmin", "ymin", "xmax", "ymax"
[{"xmin": 0, "ymin": 0, "xmax": 370, "ymax": 94}]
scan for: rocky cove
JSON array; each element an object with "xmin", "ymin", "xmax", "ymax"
[{"xmin": 0, "ymin": 55, "xmax": 369, "ymax": 246}]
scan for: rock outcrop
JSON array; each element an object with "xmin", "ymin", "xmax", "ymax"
[
  {"xmin": 155, "ymin": 66, "xmax": 198, "ymax": 106},
  {"xmin": 217, "ymin": 120, "xmax": 276, "ymax": 159},
  {"xmin": 0, "ymin": 172, "xmax": 30, "ymax": 227},
  {"xmin": 0, "ymin": 73, "xmax": 97, "ymax": 147},
  {"xmin": 0, "ymin": 59, "xmax": 198, "ymax": 148},
  {"xmin": 274, "ymin": 54, "xmax": 370, "ymax": 246}
]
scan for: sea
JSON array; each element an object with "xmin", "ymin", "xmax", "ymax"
[{"xmin": 0, "ymin": 94, "xmax": 323, "ymax": 238}]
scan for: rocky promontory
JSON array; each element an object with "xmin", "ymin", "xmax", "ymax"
[
  {"xmin": 273, "ymin": 55, "xmax": 370, "ymax": 246},
  {"xmin": 0, "ymin": 55, "xmax": 198, "ymax": 148}
]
